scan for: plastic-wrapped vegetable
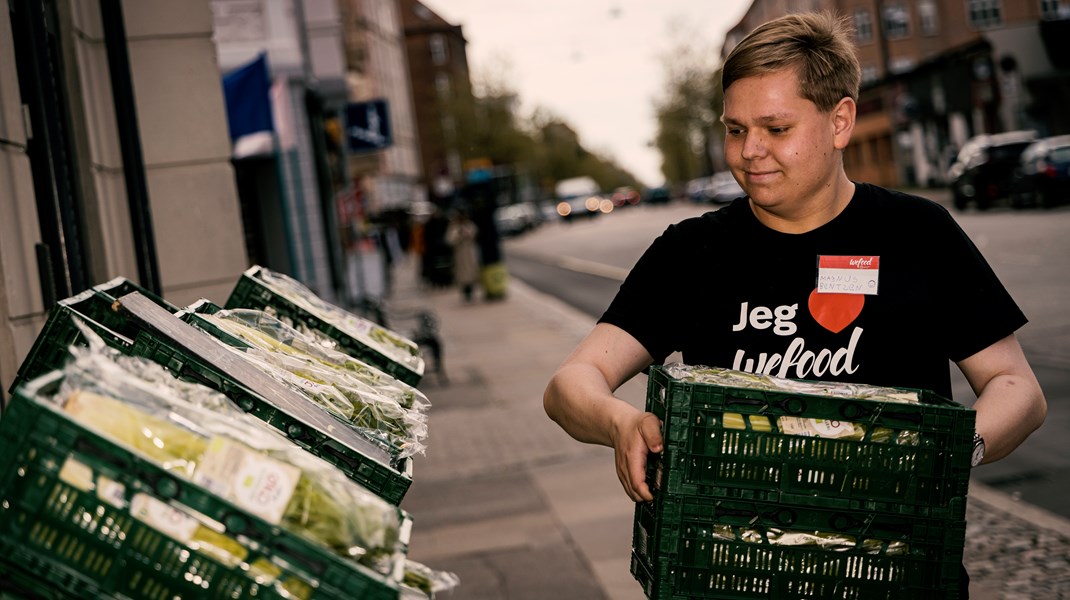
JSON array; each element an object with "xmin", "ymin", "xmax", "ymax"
[
  {"xmin": 665, "ymin": 363, "xmax": 919, "ymax": 404},
  {"xmin": 717, "ymin": 411, "xmax": 918, "ymax": 445},
  {"xmin": 53, "ymin": 341, "xmax": 406, "ymax": 577},
  {"xmin": 668, "ymin": 363, "xmax": 922, "ymax": 445},
  {"xmin": 255, "ymin": 267, "xmax": 424, "ymax": 374},
  {"xmin": 203, "ymin": 308, "xmax": 428, "ymax": 411},
  {"xmin": 193, "ymin": 309, "xmax": 429, "ymax": 457},
  {"xmin": 59, "ymin": 455, "xmax": 317, "ymax": 599},
  {"xmin": 401, "ymin": 559, "xmax": 461, "ymax": 599},
  {"xmin": 709, "ymin": 524, "xmax": 909, "ymax": 555}
]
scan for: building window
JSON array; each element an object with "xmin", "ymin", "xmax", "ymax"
[
  {"xmin": 854, "ymin": 9, "xmax": 873, "ymax": 43},
  {"xmin": 966, "ymin": 0, "xmax": 1002, "ymax": 29},
  {"xmin": 430, "ymin": 34, "xmax": 447, "ymax": 66},
  {"xmin": 918, "ymin": 0, "xmax": 939, "ymax": 35},
  {"xmin": 435, "ymin": 71, "xmax": 451, "ymax": 98},
  {"xmin": 1040, "ymin": 0, "xmax": 1066, "ymax": 19},
  {"xmin": 882, "ymin": 4, "xmax": 911, "ymax": 40},
  {"xmin": 861, "ymin": 65, "xmax": 880, "ymax": 84},
  {"xmin": 890, "ymin": 57, "xmax": 916, "ymax": 74}
]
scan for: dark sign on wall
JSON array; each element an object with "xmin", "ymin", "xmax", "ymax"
[{"xmin": 345, "ymin": 100, "xmax": 393, "ymax": 153}]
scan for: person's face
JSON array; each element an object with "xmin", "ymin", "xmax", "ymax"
[{"xmin": 722, "ymin": 69, "xmax": 854, "ymax": 217}]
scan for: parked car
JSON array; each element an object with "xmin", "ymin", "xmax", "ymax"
[
  {"xmin": 706, "ymin": 172, "xmax": 745, "ymax": 204},
  {"xmin": 948, "ymin": 130, "xmax": 1037, "ymax": 210},
  {"xmin": 643, "ymin": 186, "xmax": 672, "ymax": 204},
  {"xmin": 686, "ymin": 177, "xmax": 712, "ymax": 202},
  {"xmin": 495, "ymin": 201, "xmax": 540, "ymax": 236},
  {"xmin": 1010, "ymin": 134, "xmax": 1070, "ymax": 209}
]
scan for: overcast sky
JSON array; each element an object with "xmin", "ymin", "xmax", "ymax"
[{"xmin": 419, "ymin": 0, "xmax": 752, "ymax": 187}]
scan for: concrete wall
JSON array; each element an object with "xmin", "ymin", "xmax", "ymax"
[
  {"xmin": 0, "ymin": 0, "xmax": 249, "ymax": 398},
  {"xmin": 0, "ymin": 7, "xmax": 48, "ymax": 399}
]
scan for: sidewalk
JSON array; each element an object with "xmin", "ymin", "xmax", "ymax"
[{"xmin": 386, "ymin": 254, "xmax": 1070, "ymax": 600}]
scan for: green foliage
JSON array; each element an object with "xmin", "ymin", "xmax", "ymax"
[
  {"xmin": 448, "ymin": 63, "xmax": 640, "ymax": 196},
  {"xmin": 652, "ymin": 31, "xmax": 725, "ymax": 186}
]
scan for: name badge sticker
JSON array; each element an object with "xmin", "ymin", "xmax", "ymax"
[{"xmin": 817, "ymin": 255, "xmax": 879, "ymax": 295}]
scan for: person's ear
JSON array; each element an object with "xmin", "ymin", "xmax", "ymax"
[{"xmin": 832, "ymin": 97, "xmax": 856, "ymax": 150}]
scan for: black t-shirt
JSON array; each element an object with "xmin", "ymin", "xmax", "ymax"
[{"xmin": 600, "ymin": 183, "xmax": 1026, "ymax": 400}]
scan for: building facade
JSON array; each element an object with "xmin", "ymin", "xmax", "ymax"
[
  {"xmin": 400, "ymin": 0, "xmax": 474, "ymax": 203},
  {"xmin": 338, "ymin": 0, "xmax": 425, "ymax": 215},
  {"xmin": 1, "ymin": 0, "xmax": 249, "ymax": 400}
]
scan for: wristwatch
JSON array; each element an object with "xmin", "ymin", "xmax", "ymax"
[{"xmin": 971, "ymin": 432, "xmax": 986, "ymax": 467}]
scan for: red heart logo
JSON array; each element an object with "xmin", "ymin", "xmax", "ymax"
[{"xmin": 808, "ymin": 289, "xmax": 864, "ymax": 334}]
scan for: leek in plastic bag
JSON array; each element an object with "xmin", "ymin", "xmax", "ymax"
[
  {"xmin": 401, "ymin": 559, "xmax": 461, "ymax": 598},
  {"xmin": 59, "ymin": 457, "xmax": 317, "ymax": 599},
  {"xmin": 710, "ymin": 524, "xmax": 909, "ymax": 555},
  {"xmin": 665, "ymin": 363, "xmax": 919, "ymax": 404},
  {"xmin": 718, "ymin": 412, "xmax": 916, "ymax": 445},
  {"xmin": 253, "ymin": 267, "xmax": 424, "ymax": 374},
  {"xmin": 203, "ymin": 308, "xmax": 428, "ymax": 411},
  {"xmin": 194, "ymin": 309, "xmax": 428, "ymax": 457},
  {"xmin": 53, "ymin": 338, "xmax": 406, "ymax": 577}
]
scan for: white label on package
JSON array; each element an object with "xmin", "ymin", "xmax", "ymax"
[
  {"xmin": 195, "ymin": 437, "xmax": 300, "ymax": 525},
  {"xmin": 779, "ymin": 417, "xmax": 857, "ymax": 439},
  {"xmin": 58, "ymin": 457, "xmax": 95, "ymax": 492},
  {"xmin": 97, "ymin": 476, "xmax": 128, "ymax": 508},
  {"xmin": 817, "ymin": 255, "xmax": 879, "ymax": 295},
  {"xmin": 131, "ymin": 493, "xmax": 199, "ymax": 542}
]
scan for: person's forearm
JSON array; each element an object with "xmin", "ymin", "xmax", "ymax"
[
  {"xmin": 972, "ymin": 373, "xmax": 1046, "ymax": 464},
  {"xmin": 544, "ymin": 362, "xmax": 641, "ymax": 448}
]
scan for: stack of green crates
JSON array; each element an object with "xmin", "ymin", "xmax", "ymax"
[
  {"xmin": 0, "ymin": 270, "xmax": 444, "ymax": 599},
  {"xmin": 631, "ymin": 365, "xmax": 976, "ymax": 600},
  {"xmin": 225, "ymin": 266, "xmax": 424, "ymax": 387},
  {"xmin": 10, "ymin": 277, "xmax": 179, "ymax": 390},
  {"xmin": 8, "ymin": 284, "xmax": 414, "ymax": 506},
  {"xmin": 0, "ymin": 372, "xmax": 407, "ymax": 600}
]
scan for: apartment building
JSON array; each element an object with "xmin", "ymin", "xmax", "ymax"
[{"xmin": 399, "ymin": 0, "xmax": 474, "ymax": 202}]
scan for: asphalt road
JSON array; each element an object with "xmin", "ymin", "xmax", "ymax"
[{"xmin": 503, "ymin": 195, "xmax": 1070, "ymax": 519}]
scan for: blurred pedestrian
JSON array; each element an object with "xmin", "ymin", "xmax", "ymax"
[
  {"xmin": 421, "ymin": 207, "xmax": 452, "ymax": 288},
  {"xmin": 544, "ymin": 12, "xmax": 1046, "ymax": 596},
  {"xmin": 446, "ymin": 209, "xmax": 480, "ymax": 302}
]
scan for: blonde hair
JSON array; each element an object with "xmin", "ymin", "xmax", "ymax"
[{"xmin": 722, "ymin": 11, "xmax": 861, "ymax": 112}]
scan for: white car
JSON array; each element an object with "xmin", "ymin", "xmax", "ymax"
[{"xmin": 495, "ymin": 202, "xmax": 540, "ymax": 236}]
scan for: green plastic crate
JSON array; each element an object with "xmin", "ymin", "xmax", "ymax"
[
  {"xmin": 120, "ymin": 293, "xmax": 415, "ymax": 505},
  {"xmin": 12, "ymin": 291, "xmax": 414, "ymax": 505},
  {"xmin": 631, "ymin": 494, "xmax": 966, "ymax": 600},
  {"xmin": 644, "ymin": 366, "xmax": 975, "ymax": 516},
  {"xmin": 225, "ymin": 266, "xmax": 423, "ymax": 386},
  {"xmin": 9, "ymin": 278, "xmax": 177, "ymax": 394},
  {"xmin": 0, "ymin": 372, "xmax": 405, "ymax": 600}
]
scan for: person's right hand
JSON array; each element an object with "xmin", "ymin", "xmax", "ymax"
[{"xmin": 611, "ymin": 410, "xmax": 664, "ymax": 502}]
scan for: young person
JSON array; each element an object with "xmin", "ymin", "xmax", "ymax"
[{"xmin": 544, "ymin": 11, "xmax": 1046, "ymax": 593}]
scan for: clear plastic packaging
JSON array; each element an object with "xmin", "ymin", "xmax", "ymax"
[
  {"xmin": 52, "ymin": 333, "xmax": 407, "ymax": 578},
  {"xmin": 197, "ymin": 308, "xmax": 429, "ymax": 457},
  {"xmin": 665, "ymin": 363, "xmax": 920, "ymax": 404},
  {"xmin": 401, "ymin": 559, "xmax": 461, "ymax": 599},
  {"xmin": 256, "ymin": 268, "xmax": 424, "ymax": 374}
]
